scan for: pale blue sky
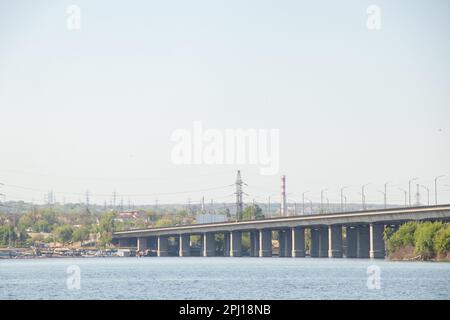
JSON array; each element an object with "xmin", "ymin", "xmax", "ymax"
[{"xmin": 0, "ymin": 0, "xmax": 449, "ymax": 205}]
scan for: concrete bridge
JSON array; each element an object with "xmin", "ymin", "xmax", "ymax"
[{"xmin": 112, "ymin": 204, "xmax": 450, "ymax": 259}]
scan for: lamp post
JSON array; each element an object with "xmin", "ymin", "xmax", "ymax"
[
  {"xmin": 383, "ymin": 181, "xmax": 391, "ymax": 209},
  {"xmin": 302, "ymin": 191, "xmax": 309, "ymax": 215},
  {"xmin": 398, "ymin": 188, "xmax": 407, "ymax": 207},
  {"xmin": 320, "ymin": 189, "xmax": 327, "ymax": 214},
  {"xmin": 362, "ymin": 183, "xmax": 370, "ymax": 210},
  {"xmin": 434, "ymin": 175, "xmax": 445, "ymax": 205},
  {"xmin": 340, "ymin": 186, "xmax": 349, "ymax": 212},
  {"xmin": 420, "ymin": 185, "xmax": 430, "ymax": 206},
  {"xmin": 408, "ymin": 177, "xmax": 418, "ymax": 206}
]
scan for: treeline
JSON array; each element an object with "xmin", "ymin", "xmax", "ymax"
[
  {"xmin": 0, "ymin": 206, "xmax": 197, "ymax": 248},
  {"xmin": 384, "ymin": 221, "xmax": 450, "ymax": 261}
]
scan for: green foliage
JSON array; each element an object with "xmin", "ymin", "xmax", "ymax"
[
  {"xmin": 242, "ymin": 204, "xmax": 264, "ymax": 220},
  {"xmin": 52, "ymin": 224, "xmax": 74, "ymax": 245},
  {"xmin": 72, "ymin": 226, "xmax": 90, "ymax": 244},
  {"xmin": 386, "ymin": 221, "xmax": 417, "ymax": 253},
  {"xmin": 154, "ymin": 218, "xmax": 178, "ymax": 228},
  {"xmin": 98, "ymin": 212, "xmax": 116, "ymax": 233},
  {"xmin": 385, "ymin": 221, "xmax": 450, "ymax": 260},
  {"xmin": 414, "ymin": 221, "xmax": 443, "ymax": 259},
  {"xmin": 433, "ymin": 224, "xmax": 450, "ymax": 256}
]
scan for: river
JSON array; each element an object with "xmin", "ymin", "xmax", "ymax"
[{"xmin": 1, "ymin": 257, "xmax": 449, "ymax": 299}]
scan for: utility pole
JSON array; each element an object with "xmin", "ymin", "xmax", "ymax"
[
  {"xmin": 434, "ymin": 175, "xmax": 445, "ymax": 205},
  {"xmin": 85, "ymin": 189, "xmax": 90, "ymax": 212},
  {"xmin": 112, "ymin": 190, "xmax": 117, "ymax": 211},
  {"xmin": 384, "ymin": 181, "xmax": 390, "ymax": 209},
  {"xmin": 362, "ymin": 183, "xmax": 370, "ymax": 210},
  {"xmin": 408, "ymin": 177, "xmax": 418, "ymax": 206},
  {"xmin": 340, "ymin": 186, "xmax": 348, "ymax": 212},
  {"xmin": 320, "ymin": 189, "xmax": 327, "ymax": 214},
  {"xmin": 421, "ymin": 185, "xmax": 430, "ymax": 206},
  {"xmin": 399, "ymin": 188, "xmax": 407, "ymax": 207},
  {"xmin": 302, "ymin": 191, "xmax": 309, "ymax": 215},
  {"xmin": 201, "ymin": 196, "xmax": 205, "ymax": 214},
  {"xmin": 415, "ymin": 184, "xmax": 421, "ymax": 206},
  {"xmin": 294, "ymin": 202, "xmax": 297, "ymax": 215},
  {"xmin": 268, "ymin": 196, "xmax": 271, "ymax": 217},
  {"xmin": 235, "ymin": 170, "xmax": 243, "ymax": 221}
]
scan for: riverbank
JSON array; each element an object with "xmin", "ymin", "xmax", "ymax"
[{"xmin": 385, "ymin": 221, "xmax": 450, "ymax": 262}]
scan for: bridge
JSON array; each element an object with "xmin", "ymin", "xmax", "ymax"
[{"xmin": 112, "ymin": 204, "xmax": 450, "ymax": 258}]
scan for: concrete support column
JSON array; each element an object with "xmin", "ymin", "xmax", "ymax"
[
  {"xmin": 370, "ymin": 223, "xmax": 386, "ymax": 259},
  {"xmin": 259, "ymin": 229, "xmax": 272, "ymax": 257},
  {"xmin": 137, "ymin": 237, "xmax": 148, "ymax": 252},
  {"xmin": 310, "ymin": 228, "xmax": 320, "ymax": 257},
  {"xmin": 278, "ymin": 231, "xmax": 286, "ymax": 257},
  {"xmin": 328, "ymin": 225, "xmax": 343, "ymax": 258},
  {"xmin": 250, "ymin": 231, "xmax": 260, "ymax": 257},
  {"xmin": 318, "ymin": 227, "xmax": 329, "ymax": 257},
  {"xmin": 157, "ymin": 235, "xmax": 169, "ymax": 257},
  {"xmin": 230, "ymin": 231, "xmax": 242, "ymax": 257},
  {"xmin": 357, "ymin": 225, "xmax": 370, "ymax": 258},
  {"xmin": 203, "ymin": 233, "xmax": 216, "ymax": 257},
  {"xmin": 223, "ymin": 233, "xmax": 230, "ymax": 256},
  {"xmin": 179, "ymin": 234, "xmax": 190, "ymax": 257},
  {"xmin": 285, "ymin": 229, "xmax": 292, "ymax": 257},
  {"xmin": 346, "ymin": 226, "xmax": 357, "ymax": 258},
  {"xmin": 291, "ymin": 227, "xmax": 305, "ymax": 257}
]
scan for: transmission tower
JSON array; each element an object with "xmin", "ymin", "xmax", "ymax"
[
  {"xmin": 235, "ymin": 170, "xmax": 243, "ymax": 221},
  {"xmin": 281, "ymin": 175, "xmax": 287, "ymax": 216}
]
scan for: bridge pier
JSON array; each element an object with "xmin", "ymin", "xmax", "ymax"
[
  {"xmin": 278, "ymin": 230, "xmax": 286, "ymax": 257},
  {"xmin": 357, "ymin": 225, "xmax": 370, "ymax": 258},
  {"xmin": 179, "ymin": 234, "xmax": 190, "ymax": 257},
  {"xmin": 259, "ymin": 229, "xmax": 272, "ymax": 257},
  {"xmin": 250, "ymin": 231, "xmax": 260, "ymax": 257},
  {"xmin": 157, "ymin": 235, "xmax": 169, "ymax": 257},
  {"xmin": 346, "ymin": 226, "xmax": 357, "ymax": 258},
  {"xmin": 328, "ymin": 225, "xmax": 343, "ymax": 258},
  {"xmin": 318, "ymin": 227, "xmax": 329, "ymax": 257},
  {"xmin": 291, "ymin": 227, "xmax": 305, "ymax": 257},
  {"xmin": 203, "ymin": 233, "xmax": 216, "ymax": 257},
  {"xmin": 137, "ymin": 237, "xmax": 148, "ymax": 252},
  {"xmin": 230, "ymin": 231, "xmax": 242, "ymax": 257},
  {"xmin": 310, "ymin": 228, "xmax": 320, "ymax": 257},
  {"xmin": 370, "ymin": 223, "xmax": 386, "ymax": 259},
  {"xmin": 223, "ymin": 233, "xmax": 230, "ymax": 256}
]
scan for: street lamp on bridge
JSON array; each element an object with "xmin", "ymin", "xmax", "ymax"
[
  {"xmin": 408, "ymin": 177, "xmax": 419, "ymax": 206},
  {"xmin": 340, "ymin": 186, "xmax": 349, "ymax": 212},
  {"xmin": 434, "ymin": 175, "xmax": 445, "ymax": 205},
  {"xmin": 361, "ymin": 183, "xmax": 370, "ymax": 210}
]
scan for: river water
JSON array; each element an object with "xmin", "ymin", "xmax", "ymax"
[{"xmin": 0, "ymin": 257, "xmax": 449, "ymax": 299}]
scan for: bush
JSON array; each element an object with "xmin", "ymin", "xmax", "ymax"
[
  {"xmin": 386, "ymin": 221, "xmax": 418, "ymax": 253},
  {"xmin": 414, "ymin": 221, "xmax": 444, "ymax": 259},
  {"xmin": 434, "ymin": 224, "xmax": 450, "ymax": 256}
]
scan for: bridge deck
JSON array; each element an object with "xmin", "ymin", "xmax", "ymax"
[{"xmin": 113, "ymin": 204, "xmax": 450, "ymax": 239}]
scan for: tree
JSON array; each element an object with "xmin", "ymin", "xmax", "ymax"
[
  {"xmin": 434, "ymin": 224, "xmax": 450, "ymax": 256},
  {"xmin": 242, "ymin": 204, "xmax": 264, "ymax": 220},
  {"xmin": 414, "ymin": 221, "xmax": 443, "ymax": 259},
  {"xmin": 386, "ymin": 221, "xmax": 418, "ymax": 253},
  {"xmin": 98, "ymin": 212, "xmax": 116, "ymax": 233},
  {"xmin": 72, "ymin": 226, "xmax": 90, "ymax": 246},
  {"xmin": 53, "ymin": 225, "xmax": 74, "ymax": 246}
]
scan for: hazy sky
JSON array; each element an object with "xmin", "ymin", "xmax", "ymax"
[{"xmin": 1, "ymin": 0, "xmax": 449, "ymax": 205}]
